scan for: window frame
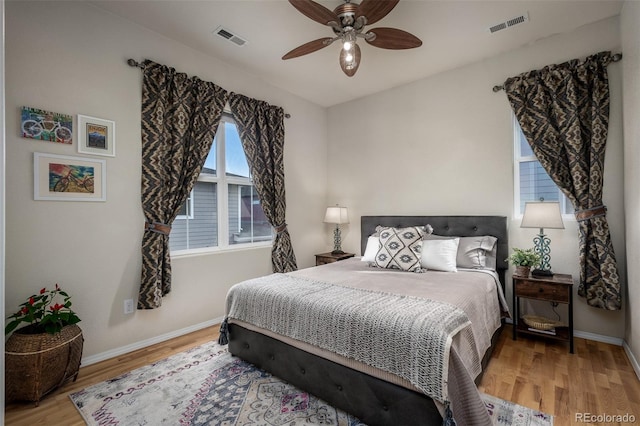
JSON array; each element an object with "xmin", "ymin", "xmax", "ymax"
[
  {"xmin": 174, "ymin": 189, "xmax": 194, "ymax": 220},
  {"xmin": 513, "ymin": 115, "xmax": 574, "ymax": 220},
  {"xmin": 170, "ymin": 114, "xmax": 273, "ymax": 256}
]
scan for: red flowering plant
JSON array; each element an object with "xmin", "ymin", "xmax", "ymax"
[{"xmin": 5, "ymin": 284, "xmax": 81, "ymax": 335}]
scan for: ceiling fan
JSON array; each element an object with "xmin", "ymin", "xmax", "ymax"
[{"xmin": 283, "ymin": 0, "xmax": 422, "ymax": 77}]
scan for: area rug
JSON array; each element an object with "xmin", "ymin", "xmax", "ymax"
[{"xmin": 70, "ymin": 341, "xmax": 553, "ymax": 425}]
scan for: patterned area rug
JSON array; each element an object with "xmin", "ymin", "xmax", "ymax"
[{"xmin": 70, "ymin": 341, "xmax": 553, "ymax": 425}]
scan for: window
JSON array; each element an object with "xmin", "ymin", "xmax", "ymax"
[
  {"xmin": 513, "ymin": 116, "xmax": 573, "ymax": 217},
  {"xmin": 169, "ymin": 115, "xmax": 272, "ymax": 252},
  {"xmin": 175, "ymin": 191, "xmax": 194, "ymax": 220}
]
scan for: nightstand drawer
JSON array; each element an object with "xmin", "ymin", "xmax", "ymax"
[
  {"xmin": 315, "ymin": 252, "xmax": 355, "ymax": 266},
  {"xmin": 515, "ymin": 280, "xmax": 570, "ymax": 303},
  {"xmin": 316, "ymin": 257, "xmax": 335, "ymax": 266}
]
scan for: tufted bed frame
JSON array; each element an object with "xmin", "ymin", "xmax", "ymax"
[{"xmin": 228, "ymin": 215, "xmax": 508, "ymax": 425}]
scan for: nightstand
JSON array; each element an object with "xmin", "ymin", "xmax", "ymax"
[
  {"xmin": 315, "ymin": 252, "xmax": 355, "ymax": 266},
  {"xmin": 512, "ymin": 273, "xmax": 574, "ymax": 353}
]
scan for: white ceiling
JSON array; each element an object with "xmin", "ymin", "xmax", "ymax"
[{"xmin": 92, "ymin": 0, "xmax": 623, "ymax": 107}]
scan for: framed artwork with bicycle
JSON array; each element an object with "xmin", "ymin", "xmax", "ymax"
[
  {"xmin": 21, "ymin": 106, "xmax": 73, "ymax": 144},
  {"xmin": 34, "ymin": 153, "xmax": 106, "ymax": 202},
  {"xmin": 78, "ymin": 115, "xmax": 116, "ymax": 157}
]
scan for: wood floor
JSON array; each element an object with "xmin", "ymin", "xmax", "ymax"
[{"xmin": 4, "ymin": 325, "xmax": 640, "ymax": 425}]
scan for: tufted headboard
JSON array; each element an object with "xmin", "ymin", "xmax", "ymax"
[{"xmin": 361, "ymin": 215, "xmax": 508, "ymax": 289}]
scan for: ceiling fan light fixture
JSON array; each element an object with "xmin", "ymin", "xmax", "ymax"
[
  {"xmin": 284, "ymin": 0, "xmax": 421, "ymax": 76},
  {"xmin": 339, "ymin": 42, "xmax": 361, "ymax": 76},
  {"xmin": 342, "ymin": 30, "xmax": 356, "ymax": 51}
]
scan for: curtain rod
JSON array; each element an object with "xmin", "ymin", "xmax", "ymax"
[
  {"xmin": 491, "ymin": 52, "xmax": 623, "ymax": 93},
  {"xmin": 127, "ymin": 59, "xmax": 291, "ymax": 119}
]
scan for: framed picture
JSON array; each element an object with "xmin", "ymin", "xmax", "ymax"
[
  {"xmin": 34, "ymin": 153, "xmax": 106, "ymax": 202},
  {"xmin": 21, "ymin": 106, "xmax": 73, "ymax": 144},
  {"xmin": 77, "ymin": 115, "xmax": 116, "ymax": 157}
]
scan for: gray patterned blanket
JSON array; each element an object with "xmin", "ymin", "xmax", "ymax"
[{"xmin": 222, "ymin": 273, "xmax": 472, "ymax": 403}]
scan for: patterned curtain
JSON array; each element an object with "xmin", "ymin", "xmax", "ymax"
[
  {"xmin": 139, "ymin": 60, "xmax": 229, "ymax": 309},
  {"xmin": 228, "ymin": 93, "xmax": 298, "ymax": 273},
  {"xmin": 504, "ymin": 51, "xmax": 620, "ymax": 310}
]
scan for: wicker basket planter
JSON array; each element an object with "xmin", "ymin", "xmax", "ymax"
[
  {"xmin": 514, "ymin": 265, "xmax": 531, "ymax": 277},
  {"xmin": 5, "ymin": 324, "xmax": 83, "ymax": 406}
]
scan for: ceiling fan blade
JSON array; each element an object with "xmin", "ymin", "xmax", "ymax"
[
  {"xmin": 355, "ymin": 0, "xmax": 399, "ymax": 25},
  {"xmin": 288, "ymin": 0, "xmax": 339, "ymax": 26},
  {"xmin": 282, "ymin": 38, "xmax": 333, "ymax": 60},
  {"xmin": 339, "ymin": 43, "xmax": 361, "ymax": 77},
  {"xmin": 365, "ymin": 27, "xmax": 422, "ymax": 49}
]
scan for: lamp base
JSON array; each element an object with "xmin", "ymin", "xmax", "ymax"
[
  {"xmin": 331, "ymin": 249, "xmax": 345, "ymax": 255},
  {"xmin": 531, "ymin": 269, "xmax": 554, "ymax": 277}
]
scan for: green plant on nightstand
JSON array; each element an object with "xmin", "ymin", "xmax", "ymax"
[{"xmin": 507, "ymin": 248, "xmax": 541, "ymax": 277}]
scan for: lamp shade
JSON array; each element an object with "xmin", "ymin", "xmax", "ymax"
[
  {"xmin": 521, "ymin": 202, "xmax": 565, "ymax": 229},
  {"xmin": 324, "ymin": 206, "xmax": 349, "ymax": 225}
]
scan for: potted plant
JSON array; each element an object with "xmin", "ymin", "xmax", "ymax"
[
  {"xmin": 506, "ymin": 248, "xmax": 541, "ymax": 277},
  {"xmin": 5, "ymin": 284, "xmax": 83, "ymax": 405}
]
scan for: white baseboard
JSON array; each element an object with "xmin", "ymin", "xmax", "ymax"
[
  {"xmin": 505, "ymin": 318, "xmax": 624, "ymax": 346},
  {"xmin": 574, "ymin": 330, "xmax": 624, "ymax": 346},
  {"xmin": 81, "ymin": 317, "xmax": 636, "ymax": 380},
  {"xmin": 623, "ymin": 340, "xmax": 640, "ymax": 381},
  {"xmin": 81, "ymin": 316, "xmax": 224, "ymax": 367}
]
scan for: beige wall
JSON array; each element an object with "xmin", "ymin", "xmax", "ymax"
[
  {"xmin": 622, "ymin": 1, "xmax": 640, "ymax": 369},
  {"xmin": 327, "ymin": 17, "xmax": 626, "ymax": 338},
  {"xmin": 5, "ymin": 1, "xmax": 328, "ymax": 359},
  {"xmin": 4, "ymin": 0, "xmax": 634, "ymax": 363}
]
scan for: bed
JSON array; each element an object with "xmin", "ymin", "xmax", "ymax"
[{"xmin": 220, "ymin": 215, "xmax": 509, "ymax": 425}]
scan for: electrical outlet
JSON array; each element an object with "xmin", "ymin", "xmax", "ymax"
[{"xmin": 124, "ymin": 299, "xmax": 135, "ymax": 314}]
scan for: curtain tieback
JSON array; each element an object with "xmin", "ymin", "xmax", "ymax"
[
  {"xmin": 145, "ymin": 221, "xmax": 172, "ymax": 236},
  {"xmin": 275, "ymin": 223, "xmax": 288, "ymax": 234},
  {"xmin": 575, "ymin": 205, "xmax": 607, "ymax": 222}
]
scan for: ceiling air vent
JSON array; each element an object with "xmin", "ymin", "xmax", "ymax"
[
  {"xmin": 488, "ymin": 12, "xmax": 529, "ymax": 34},
  {"xmin": 213, "ymin": 26, "xmax": 248, "ymax": 47}
]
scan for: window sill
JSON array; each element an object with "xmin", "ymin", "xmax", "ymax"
[
  {"xmin": 170, "ymin": 241, "xmax": 272, "ymax": 259},
  {"xmin": 232, "ymin": 234, "xmax": 273, "ymax": 243}
]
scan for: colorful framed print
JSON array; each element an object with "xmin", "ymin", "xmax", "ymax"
[
  {"xmin": 21, "ymin": 106, "xmax": 73, "ymax": 144},
  {"xmin": 34, "ymin": 153, "xmax": 106, "ymax": 202},
  {"xmin": 77, "ymin": 115, "xmax": 116, "ymax": 157}
]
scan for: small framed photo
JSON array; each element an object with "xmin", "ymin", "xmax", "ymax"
[
  {"xmin": 77, "ymin": 115, "xmax": 116, "ymax": 157},
  {"xmin": 34, "ymin": 153, "xmax": 106, "ymax": 202}
]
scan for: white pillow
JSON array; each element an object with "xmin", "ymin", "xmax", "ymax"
[
  {"xmin": 361, "ymin": 236, "xmax": 380, "ymax": 262},
  {"xmin": 420, "ymin": 238, "xmax": 460, "ymax": 272}
]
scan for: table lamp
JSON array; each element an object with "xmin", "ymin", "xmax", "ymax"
[
  {"xmin": 520, "ymin": 201, "xmax": 564, "ymax": 277},
  {"xmin": 324, "ymin": 205, "xmax": 349, "ymax": 254}
]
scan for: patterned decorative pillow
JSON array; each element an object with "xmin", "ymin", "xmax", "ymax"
[
  {"xmin": 372, "ymin": 224, "xmax": 433, "ymax": 237},
  {"xmin": 374, "ymin": 226, "xmax": 425, "ymax": 272}
]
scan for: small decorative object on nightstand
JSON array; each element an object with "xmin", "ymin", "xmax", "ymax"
[
  {"xmin": 507, "ymin": 247, "xmax": 541, "ymax": 278},
  {"xmin": 512, "ymin": 273, "xmax": 574, "ymax": 353},
  {"xmin": 315, "ymin": 252, "xmax": 355, "ymax": 266}
]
